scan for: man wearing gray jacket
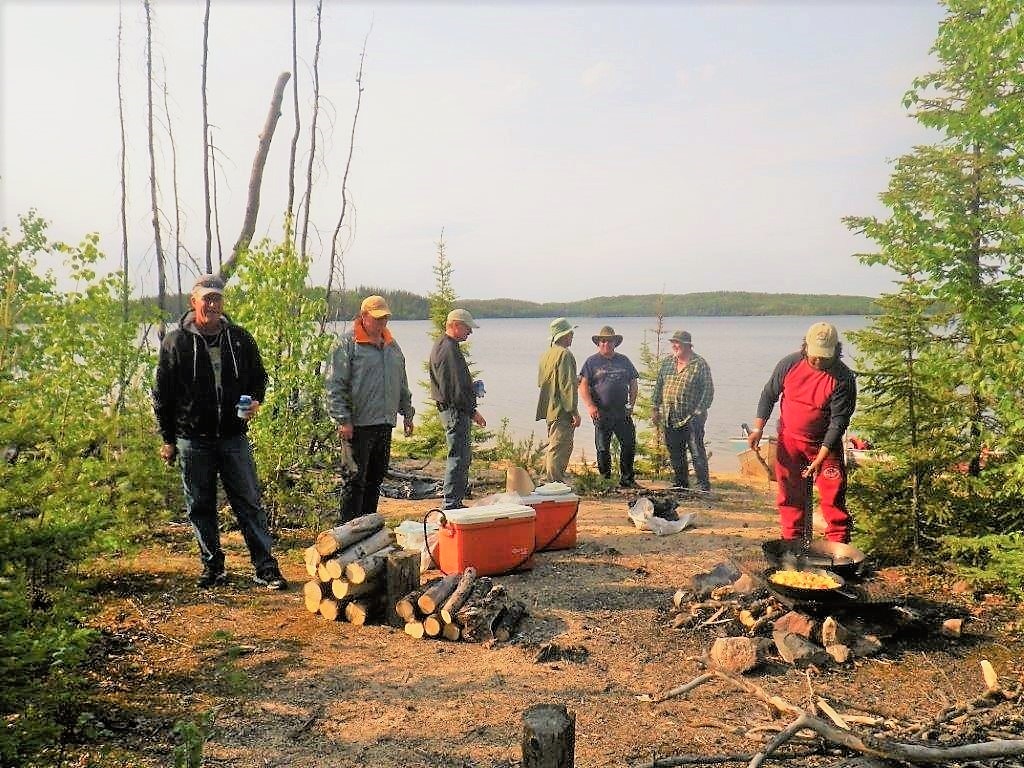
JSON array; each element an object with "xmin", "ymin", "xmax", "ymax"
[{"xmin": 326, "ymin": 295, "xmax": 415, "ymax": 522}]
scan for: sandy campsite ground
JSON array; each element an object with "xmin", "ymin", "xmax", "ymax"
[{"xmin": 85, "ymin": 472, "xmax": 1023, "ymax": 768}]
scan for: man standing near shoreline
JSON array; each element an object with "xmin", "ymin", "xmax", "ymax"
[
  {"xmin": 578, "ymin": 325, "xmax": 639, "ymax": 488},
  {"xmin": 652, "ymin": 330, "xmax": 714, "ymax": 492},
  {"xmin": 429, "ymin": 309, "xmax": 486, "ymax": 510},
  {"xmin": 536, "ymin": 318, "xmax": 581, "ymax": 483},
  {"xmin": 325, "ymin": 295, "xmax": 415, "ymax": 524},
  {"xmin": 747, "ymin": 322, "xmax": 857, "ymax": 542},
  {"xmin": 153, "ymin": 274, "xmax": 286, "ymax": 590}
]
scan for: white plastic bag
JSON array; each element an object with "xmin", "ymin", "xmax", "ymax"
[{"xmin": 627, "ymin": 497, "xmax": 695, "ymax": 536}]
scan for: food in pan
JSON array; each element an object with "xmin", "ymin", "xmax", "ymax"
[{"xmin": 769, "ymin": 570, "xmax": 841, "ymax": 590}]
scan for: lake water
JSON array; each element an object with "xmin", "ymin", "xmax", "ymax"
[{"xmin": 337, "ymin": 315, "xmax": 871, "ymax": 473}]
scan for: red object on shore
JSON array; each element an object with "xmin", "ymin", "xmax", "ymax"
[
  {"xmin": 436, "ymin": 503, "xmax": 536, "ymax": 576},
  {"xmin": 520, "ymin": 491, "xmax": 579, "ymax": 551}
]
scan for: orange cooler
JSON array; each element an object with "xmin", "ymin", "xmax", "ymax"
[
  {"xmin": 436, "ymin": 503, "xmax": 536, "ymax": 576},
  {"xmin": 521, "ymin": 492, "xmax": 579, "ymax": 551}
]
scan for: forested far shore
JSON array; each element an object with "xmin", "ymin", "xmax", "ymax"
[{"xmin": 142, "ymin": 288, "xmax": 879, "ymax": 321}]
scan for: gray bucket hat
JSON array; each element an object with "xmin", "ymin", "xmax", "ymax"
[{"xmin": 592, "ymin": 325, "xmax": 623, "ymax": 347}]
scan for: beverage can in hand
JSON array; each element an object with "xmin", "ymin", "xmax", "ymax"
[{"xmin": 237, "ymin": 395, "xmax": 253, "ymax": 418}]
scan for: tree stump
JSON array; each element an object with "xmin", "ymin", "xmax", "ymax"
[
  {"xmin": 386, "ymin": 550, "xmax": 421, "ymax": 628},
  {"xmin": 522, "ymin": 703, "xmax": 575, "ymax": 768}
]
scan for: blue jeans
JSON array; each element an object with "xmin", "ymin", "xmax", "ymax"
[
  {"xmin": 665, "ymin": 414, "xmax": 711, "ymax": 490},
  {"xmin": 177, "ymin": 434, "xmax": 277, "ymax": 571},
  {"xmin": 440, "ymin": 409, "xmax": 472, "ymax": 510},
  {"xmin": 594, "ymin": 414, "xmax": 636, "ymax": 484},
  {"xmin": 340, "ymin": 424, "xmax": 393, "ymax": 523}
]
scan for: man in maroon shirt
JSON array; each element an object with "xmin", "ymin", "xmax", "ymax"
[{"xmin": 746, "ymin": 322, "xmax": 857, "ymax": 543}]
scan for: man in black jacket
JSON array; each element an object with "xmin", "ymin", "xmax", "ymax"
[
  {"xmin": 429, "ymin": 308, "xmax": 486, "ymax": 509},
  {"xmin": 153, "ymin": 274, "xmax": 286, "ymax": 589}
]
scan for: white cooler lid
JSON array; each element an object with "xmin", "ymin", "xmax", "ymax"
[
  {"xmin": 520, "ymin": 492, "xmax": 579, "ymax": 504},
  {"xmin": 443, "ymin": 502, "xmax": 536, "ymax": 527}
]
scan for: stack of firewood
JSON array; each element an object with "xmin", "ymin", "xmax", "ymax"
[
  {"xmin": 397, "ymin": 567, "xmax": 528, "ymax": 643},
  {"xmin": 302, "ymin": 513, "xmax": 420, "ymax": 627}
]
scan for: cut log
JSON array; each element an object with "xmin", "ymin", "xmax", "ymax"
[
  {"xmin": 344, "ymin": 596, "xmax": 385, "ymax": 626},
  {"xmin": 404, "ymin": 621, "xmax": 425, "ymax": 639},
  {"xmin": 386, "ymin": 550, "xmax": 421, "ymax": 628},
  {"xmin": 458, "ymin": 584, "xmax": 510, "ymax": 642},
  {"xmin": 328, "ymin": 528, "xmax": 395, "ymax": 572},
  {"xmin": 345, "ymin": 545, "xmax": 397, "ymax": 584},
  {"xmin": 303, "ymin": 545, "xmax": 321, "ymax": 578},
  {"xmin": 314, "ymin": 513, "xmax": 386, "ymax": 556},
  {"xmin": 396, "ymin": 577, "xmax": 442, "ymax": 622},
  {"xmin": 331, "ymin": 577, "xmax": 380, "ymax": 601},
  {"xmin": 494, "ymin": 601, "xmax": 527, "ymax": 642},
  {"xmin": 316, "ymin": 562, "xmax": 332, "ymax": 583},
  {"xmin": 322, "ymin": 557, "xmax": 344, "ymax": 580},
  {"xmin": 423, "ymin": 614, "xmax": 443, "ymax": 637},
  {"xmin": 304, "ymin": 580, "xmax": 329, "ymax": 613},
  {"xmin": 319, "ymin": 597, "xmax": 342, "ymax": 621},
  {"xmin": 452, "ymin": 576, "xmax": 493, "ymax": 624},
  {"xmin": 442, "ymin": 621, "xmax": 461, "ymax": 642},
  {"xmin": 417, "ymin": 573, "xmax": 461, "ymax": 615},
  {"xmin": 439, "ymin": 567, "xmax": 478, "ymax": 624},
  {"xmin": 521, "ymin": 703, "xmax": 575, "ymax": 768}
]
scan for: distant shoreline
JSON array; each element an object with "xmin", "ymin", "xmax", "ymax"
[{"xmin": 143, "ymin": 288, "xmax": 879, "ymax": 322}]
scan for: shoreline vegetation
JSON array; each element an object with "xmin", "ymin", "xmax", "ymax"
[{"xmin": 144, "ymin": 288, "xmax": 879, "ymax": 321}]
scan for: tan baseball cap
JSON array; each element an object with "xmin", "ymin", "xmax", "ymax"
[
  {"xmin": 446, "ymin": 308, "xmax": 479, "ymax": 328},
  {"xmin": 805, "ymin": 322, "xmax": 839, "ymax": 357},
  {"xmin": 360, "ymin": 295, "xmax": 391, "ymax": 318}
]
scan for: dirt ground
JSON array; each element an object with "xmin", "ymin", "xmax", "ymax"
[{"xmin": 83, "ymin": 472, "xmax": 1024, "ymax": 768}]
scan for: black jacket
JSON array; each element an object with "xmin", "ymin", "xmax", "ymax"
[
  {"xmin": 428, "ymin": 334, "xmax": 477, "ymax": 414},
  {"xmin": 153, "ymin": 311, "xmax": 268, "ymax": 443}
]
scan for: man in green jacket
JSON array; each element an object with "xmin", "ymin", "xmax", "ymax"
[{"xmin": 536, "ymin": 318, "xmax": 581, "ymax": 483}]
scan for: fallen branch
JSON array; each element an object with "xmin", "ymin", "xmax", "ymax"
[{"xmin": 750, "ymin": 712, "xmax": 1024, "ymax": 768}]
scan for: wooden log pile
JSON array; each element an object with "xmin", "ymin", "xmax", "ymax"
[
  {"xmin": 398, "ymin": 567, "xmax": 529, "ymax": 644},
  {"xmin": 302, "ymin": 514, "xmax": 420, "ymax": 628},
  {"xmin": 668, "ymin": 562, "xmax": 966, "ymax": 674}
]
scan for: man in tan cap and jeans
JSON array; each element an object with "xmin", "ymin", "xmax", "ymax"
[
  {"xmin": 746, "ymin": 322, "xmax": 857, "ymax": 542},
  {"xmin": 536, "ymin": 318, "xmax": 581, "ymax": 483},
  {"xmin": 579, "ymin": 325, "xmax": 640, "ymax": 487},
  {"xmin": 326, "ymin": 295, "xmax": 415, "ymax": 523},
  {"xmin": 429, "ymin": 308, "xmax": 486, "ymax": 509}
]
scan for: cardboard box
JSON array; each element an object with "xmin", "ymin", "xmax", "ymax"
[
  {"xmin": 520, "ymin": 492, "xmax": 579, "ymax": 551},
  {"xmin": 436, "ymin": 503, "xmax": 536, "ymax": 576}
]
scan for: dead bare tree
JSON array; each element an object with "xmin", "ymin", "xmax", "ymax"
[
  {"xmin": 116, "ymin": 1, "xmax": 129, "ymax": 317},
  {"xmin": 162, "ymin": 79, "xmax": 184, "ymax": 313},
  {"xmin": 322, "ymin": 35, "xmax": 369, "ymax": 333},
  {"xmin": 201, "ymin": 0, "xmax": 213, "ymax": 273},
  {"xmin": 286, "ymin": 0, "xmax": 301, "ymax": 221},
  {"xmin": 210, "ymin": 127, "xmax": 224, "ymax": 268},
  {"xmin": 144, "ymin": 0, "xmax": 167, "ymax": 335},
  {"xmin": 221, "ymin": 71, "xmax": 292, "ymax": 280},
  {"xmin": 299, "ymin": 0, "xmax": 324, "ymax": 263}
]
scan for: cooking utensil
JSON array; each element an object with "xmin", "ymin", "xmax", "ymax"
[
  {"xmin": 802, "ymin": 471, "xmax": 814, "ymax": 552},
  {"xmin": 762, "ymin": 539, "xmax": 868, "ymax": 580},
  {"xmin": 765, "ymin": 565, "xmax": 856, "ymax": 601}
]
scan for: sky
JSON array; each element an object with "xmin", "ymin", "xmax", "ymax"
[{"xmin": 1, "ymin": 0, "xmax": 948, "ymax": 302}]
